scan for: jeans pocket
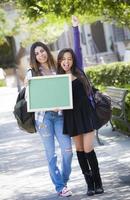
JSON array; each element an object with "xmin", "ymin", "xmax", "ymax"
[{"xmin": 38, "ymin": 122, "xmax": 51, "ymax": 137}]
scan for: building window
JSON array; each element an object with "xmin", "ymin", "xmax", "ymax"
[{"xmin": 112, "ymin": 25, "xmax": 126, "ymax": 42}]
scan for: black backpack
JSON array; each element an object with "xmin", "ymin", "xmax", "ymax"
[{"xmin": 13, "ymin": 86, "xmax": 36, "ymax": 134}]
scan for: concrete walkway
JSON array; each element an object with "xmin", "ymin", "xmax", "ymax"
[{"xmin": 0, "ymin": 86, "xmax": 130, "ymax": 200}]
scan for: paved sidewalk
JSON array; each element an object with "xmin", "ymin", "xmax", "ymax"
[{"xmin": 0, "ymin": 87, "xmax": 130, "ymax": 200}]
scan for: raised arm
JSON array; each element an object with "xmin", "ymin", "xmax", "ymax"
[{"xmin": 72, "ymin": 15, "xmax": 83, "ymax": 69}]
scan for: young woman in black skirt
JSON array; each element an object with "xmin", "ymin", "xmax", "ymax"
[{"xmin": 57, "ymin": 48, "xmax": 104, "ymax": 196}]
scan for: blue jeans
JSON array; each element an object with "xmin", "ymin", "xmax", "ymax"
[{"xmin": 36, "ymin": 111, "xmax": 73, "ymax": 192}]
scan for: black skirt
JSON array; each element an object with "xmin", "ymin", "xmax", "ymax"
[{"xmin": 63, "ymin": 79, "xmax": 101, "ymax": 137}]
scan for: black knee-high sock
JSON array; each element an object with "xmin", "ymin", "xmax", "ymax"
[
  {"xmin": 85, "ymin": 150, "xmax": 99, "ymax": 173},
  {"xmin": 76, "ymin": 151, "xmax": 90, "ymax": 174},
  {"xmin": 85, "ymin": 150, "xmax": 103, "ymax": 188}
]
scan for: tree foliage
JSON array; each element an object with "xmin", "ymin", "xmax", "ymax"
[
  {"xmin": 0, "ymin": 8, "xmax": 11, "ymax": 44},
  {"xmin": 0, "ymin": 0, "xmax": 130, "ymax": 45},
  {"xmin": 11, "ymin": 0, "xmax": 130, "ymax": 27},
  {"xmin": 15, "ymin": 14, "xmax": 65, "ymax": 45},
  {"xmin": 0, "ymin": 1, "xmax": 66, "ymax": 45},
  {"xmin": 0, "ymin": 2, "xmax": 21, "ymax": 45}
]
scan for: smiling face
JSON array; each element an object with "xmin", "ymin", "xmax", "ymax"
[
  {"xmin": 57, "ymin": 48, "xmax": 77, "ymax": 75},
  {"xmin": 60, "ymin": 52, "xmax": 73, "ymax": 73},
  {"xmin": 34, "ymin": 46, "xmax": 48, "ymax": 65}
]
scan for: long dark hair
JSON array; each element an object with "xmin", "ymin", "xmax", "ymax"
[
  {"xmin": 30, "ymin": 41, "xmax": 56, "ymax": 75},
  {"xmin": 57, "ymin": 48, "xmax": 92, "ymax": 96}
]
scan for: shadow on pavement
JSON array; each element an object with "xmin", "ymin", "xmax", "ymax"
[{"xmin": 0, "ymin": 88, "xmax": 130, "ymax": 200}]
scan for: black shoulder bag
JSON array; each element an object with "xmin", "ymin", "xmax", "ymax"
[
  {"xmin": 82, "ymin": 70, "xmax": 112, "ymax": 128},
  {"xmin": 93, "ymin": 91, "xmax": 112, "ymax": 127}
]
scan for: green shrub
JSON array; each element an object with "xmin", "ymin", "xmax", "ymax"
[
  {"xmin": 85, "ymin": 62, "xmax": 130, "ymax": 87},
  {"xmin": 85, "ymin": 62, "xmax": 130, "ymax": 135},
  {"xmin": 0, "ymin": 80, "xmax": 6, "ymax": 87},
  {"xmin": 0, "ymin": 36, "xmax": 16, "ymax": 69}
]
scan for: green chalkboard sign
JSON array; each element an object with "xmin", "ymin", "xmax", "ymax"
[{"xmin": 27, "ymin": 74, "xmax": 73, "ymax": 112}]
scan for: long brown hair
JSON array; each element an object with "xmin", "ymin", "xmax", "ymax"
[
  {"xmin": 30, "ymin": 41, "xmax": 56, "ymax": 76},
  {"xmin": 57, "ymin": 48, "xmax": 92, "ymax": 96}
]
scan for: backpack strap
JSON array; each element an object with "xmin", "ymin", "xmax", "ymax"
[
  {"xmin": 27, "ymin": 67, "xmax": 36, "ymax": 78},
  {"xmin": 26, "ymin": 68, "xmax": 33, "ymax": 79}
]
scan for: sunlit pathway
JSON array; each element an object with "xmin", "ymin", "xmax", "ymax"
[{"xmin": 0, "ymin": 86, "xmax": 130, "ymax": 200}]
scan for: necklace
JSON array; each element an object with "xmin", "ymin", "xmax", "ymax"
[{"xmin": 39, "ymin": 66, "xmax": 55, "ymax": 76}]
